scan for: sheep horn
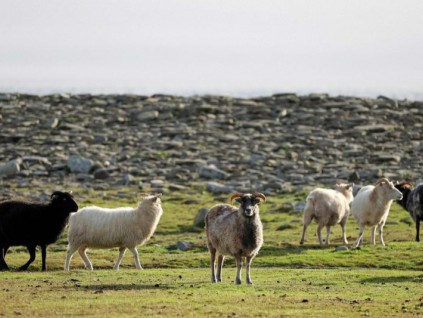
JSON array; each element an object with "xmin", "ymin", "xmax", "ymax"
[
  {"xmin": 375, "ymin": 178, "xmax": 390, "ymax": 186},
  {"xmin": 230, "ymin": 192, "xmax": 244, "ymax": 202},
  {"xmin": 50, "ymin": 191, "xmax": 62, "ymax": 199},
  {"xmin": 401, "ymin": 181, "xmax": 414, "ymax": 188},
  {"xmin": 253, "ymin": 192, "xmax": 266, "ymax": 202}
]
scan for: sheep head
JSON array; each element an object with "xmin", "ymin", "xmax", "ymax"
[
  {"xmin": 335, "ymin": 183, "xmax": 354, "ymax": 203},
  {"xmin": 230, "ymin": 192, "xmax": 266, "ymax": 218},
  {"xmin": 375, "ymin": 178, "xmax": 403, "ymax": 201},
  {"xmin": 394, "ymin": 181, "xmax": 413, "ymax": 204},
  {"xmin": 50, "ymin": 191, "xmax": 79, "ymax": 213}
]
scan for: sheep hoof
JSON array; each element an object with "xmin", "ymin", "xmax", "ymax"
[
  {"xmin": 235, "ymin": 279, "xmax": 242, "ymax": 285},
  {"xmin": 0, "ymin": 266, "xmax": 9, "ymax": 271},
  {"xmin": 299, "ymin": 241, "xmax": 304, "ymax": 245}
]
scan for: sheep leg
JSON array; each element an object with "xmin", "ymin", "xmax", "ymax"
[
  {"xmin": 371, "ymin": 226, "xmax": 377, "ymax": 245},
  {"xmin": 216, "ymin": 255, "xmax": 225, "ymax": 282},
  {"xmin": 235, "ymin": 255, "xmax": 242, "ymax": 285},
  {"xmin": 40, "ymin": 245, "xmax": 47, "ymax": 272},
  {"xmin": 317, "ymin": 224, "xmax": 324, "ymax": 245},
  {"xmin": 246, "ymin": 256, "xmax": 254, "ymax": 285},
  {"xmin": 378, "ymin": 225, "xmax": 385, "ymax": 246},
  {"xmin": 3, "ymin": 245, "xmax": 10, "ymax": 258},
  {"xmin": 300, "ymin": 214, "xmax": 313, "ymax": 244},
  {"xmin": 209, "ymin": 247, "xmax": 217, "ymax": 283},
  {"xmin": 19, "ymin": 245, "xmax": 36, "ymax": 271},
  {"xmin": 340, "ymin": 220, "xmax": 348, "ymax": 244},
  {"xmin": 78, "ymin": 247, "xmax": 93, "ymax": 270},
  {"xmin": 0, "ymin": 246, "xmax": 9, "ymax": 271},
  {"xmin": 128, "ymin": 247, "xmax": 143, "ymax": 270},
  {"xmin": 416, "ymin": 215, "xmax": 421, "ymax": 242},
  {"xmin": 64, "ymin": 244, "xmax": 78, "ymax": 271},
  {"xmin": 113, "ymin": 247, "xmax": 127, "ymax": 270},
  {"xmin": 354, "ymin": 225, "xmax": 365, "ymax": 247},
  {"xmin": 325, "ymin": 226, "xmax": 331, "ymax": 245}
]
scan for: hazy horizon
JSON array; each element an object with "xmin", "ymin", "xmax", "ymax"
[{"xmin": 1, "ymin": 1, "xmax": 423, "ymax": 100}]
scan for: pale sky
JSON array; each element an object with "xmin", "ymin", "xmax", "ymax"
[{"xmin": 1, "ymin": 0, "xmax": 422, "ymax": 98}]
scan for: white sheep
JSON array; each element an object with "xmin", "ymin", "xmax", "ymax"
[
  {"xmin": 300, "ymin": 183, "xmax": 354, "ymax": 245},
  {"xmin": 205, "ymin": 192, "xmax": 266, "ymax": 285},
  {"xmin": 351, "ymin": 178, "xmax": 403, "ymax": 247},
  {"xmin": 64, "ymin": 193, "xmax": 163, "ymax": 271}
]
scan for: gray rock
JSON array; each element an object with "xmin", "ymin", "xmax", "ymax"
[
  {"xmin": 93, "ymin": 168, "xmax": 111, "ymax": 180},
  {"xmin": 168, "ymin": 183, "xmax": 188, "ymax": 191},
  {"xmin": 206, "ymin": 182, "xmax": 233, "ymax": 193},
  {"xmin": 150, "ymin": 179, "xmax": 165, "ymax": 188},
  {"xmin": 293, "ymin": 202, "xmax": 306, "ymax": 213},
  {"xmin": 335, "ymin": 246, "xmax": 349, "ymax": 251},
  {"xmin": 122, "ymin": 173, "xmax": 134, "ymax": 186},
  {"xmin": 176, "ymin": 241, "xmax": 193, "ymax": 251},
  {"xmin": 67, "ymin": 156, "xmax": 93, "ymax": 174},
  {"xmin": 136, "ymin": 110, "xmax": 159, "ymax": 121},
  {"xmin": 0, "ymin": 159, "xmax": 22, "ymax": 177},
  {"xmin": 198, "ymin": 165, "xmax": 229, "ymax": 180}
]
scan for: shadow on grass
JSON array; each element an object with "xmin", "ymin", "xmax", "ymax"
[
  {"xmin": 260, "ymin": 243, "xmax": 345, "ymax": 257},
  {"xmin": 360, "ymin": 275, "xmax": 423, "ymax": 284},
  {"xmin": 80, "ymin": 283, "xmax": 176, "ymax": 291}
]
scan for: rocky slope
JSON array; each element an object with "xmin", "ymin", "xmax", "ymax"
[{"xmin": 1, "ymin": 92, "xmax": 422, "ymax": 199}]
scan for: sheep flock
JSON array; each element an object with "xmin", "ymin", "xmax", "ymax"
[{"xmin": 0, "ymin": 177, "xmax": 420, "ymax": 285}]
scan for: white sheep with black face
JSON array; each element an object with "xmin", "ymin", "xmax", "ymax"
[
  {"xmin": 65, "ymin": 193, "xmax": 163, "ymax": 271},
  {"xmin": 351, "ymin": 178, "xmax": 403, "ymax": 247},
  {"xmin": 205, "ymin": 192, "xmax": 266, "ymax": 285},
  {"xmin": 300, "ymin": 183, "xmax": 354, "ymax": 245}
]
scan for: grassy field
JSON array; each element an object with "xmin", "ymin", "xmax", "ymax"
[{"xmin": 1, "ymin": 187, "xmax": 422, "ymax": 317}]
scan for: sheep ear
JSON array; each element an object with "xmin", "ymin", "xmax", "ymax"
[{"xmin": 152, "ymin": 193, "xmax": 162, "ymax": 202}]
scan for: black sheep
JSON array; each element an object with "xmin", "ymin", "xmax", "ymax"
[
  {"xmin": 395, "ymin": 182, "xmax": 423, "ymax": 242},
  {"xmin": 0, "ymin": 191, "xmax": 78, "ymax": 271}
]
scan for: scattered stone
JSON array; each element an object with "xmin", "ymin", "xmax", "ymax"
[
  {"xmin": 198, "ymin": 164, "xmax": 229, "ymax": 180},
  {"xmin": 293, "ymin": 202, "xmax": 306, "ymax": 213},
  {"xmin": 93, "ymin": 168, "xmax": 111, "ymax": 180},
  {"xmin": 206, "ymin": 182, "xmax": 233, "ymax": 193},
  {"xmin": 67, "ymin": 156, "xmax": 93, "ymax": 174},
  {"xmin": 335, "ymin": 246, "xmax": 349, "ymax": 251},
  {"xmin": 0, "ymin": 93, "xmax": 421, "ymax": 193},
  {"xmin": 176, "ymin": 241, "xmax": 193, "ymax": 251},
  {"xmin": 0, "ymin": 159, "xmax": 22, "ymax": 177}
]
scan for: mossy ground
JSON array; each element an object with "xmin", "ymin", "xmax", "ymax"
[{"xmin": 0, "ymin": 187, "xmax": 422, "ymax": 317}]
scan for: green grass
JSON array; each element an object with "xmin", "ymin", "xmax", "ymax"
[
  {"xmin": 1, "ymin": 269, "xmax": 422, "ymax": 317},
  {"xmin": 1, "ymin": 187, "xmax": 422, "ymax": 317}
]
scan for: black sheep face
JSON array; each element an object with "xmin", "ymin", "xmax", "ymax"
[
  {"xmin": 50, "ymin": 191, "xmax": 79, "ymax": 213},
  {"xmin": 394, "ymin": 182, "xmax": 412, "ymax": 204},
  {"xmin": 235, "ymin": 195, "xmax": 261, "ymax": 218}
]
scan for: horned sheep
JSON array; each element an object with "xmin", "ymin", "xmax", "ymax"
[
  {"xmin": 300, "ymin": 183, "xmax": 354, "ymax": 245},
  {"xmin": 65, "ymin": 193, "xmax": 163, "ymax": 271},
  {"xmin": 351, "ymin": 178, "xmax": 403, "ymax": 247},
  {"xmin": 205, "ymin": 192, "xmax": 266, "ymax": 285}
]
